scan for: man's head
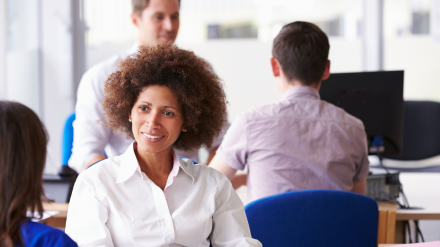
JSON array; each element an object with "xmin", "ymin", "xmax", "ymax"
[
  {"xmin": 131, "ymin": 0, "xmax": 180, "ymax": 47},
  {"xmin": 271, "ymin": 21, "xmax": 330, "ymax": 91}
]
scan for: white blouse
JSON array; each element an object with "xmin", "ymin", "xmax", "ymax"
[{"xmin": 65, "ymin": 142, "xmax": 261, "ymax": 247}]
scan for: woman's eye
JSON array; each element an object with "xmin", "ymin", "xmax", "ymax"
[
  {"xmin": 163, "ymin": 111, "xmax": 174, "ymax": 116},
  {"xmin": 139, "ymin": 106, "xmax": 148, "ymax": 111}
]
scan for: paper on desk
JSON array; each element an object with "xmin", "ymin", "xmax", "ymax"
[
  {"xmin": 26, "ymin": 210, "xmax": 59, "ymax": 221},
  {"xmin": 393, "ymin": 241, "xmax": 440, "ymax": 246}
]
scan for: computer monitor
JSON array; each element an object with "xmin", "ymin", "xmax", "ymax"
[
  {"xmin": 319, "ymin": 71, "xmax": 404, "ymax": 156},
  {"xmin": 43, "ymin": 173, "xmax": 77, "ymax": 203}
]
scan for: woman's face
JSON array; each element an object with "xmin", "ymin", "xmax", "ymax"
[{"xmin": 130, "ymin": 85, "xmax": 184, "ymax": 155}]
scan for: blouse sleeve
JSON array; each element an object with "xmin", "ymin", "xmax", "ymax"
[
  {"xmin": 65, "ymin": 173, "xmax": 114, "ymax": 247},
  {"xmin": 209, "ymin": 172, "xmax": 262, "ymax": 247}
]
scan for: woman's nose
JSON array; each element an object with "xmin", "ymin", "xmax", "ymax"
[{"xmin": 145, "ymin": 111, "xmax": 160, "ymax": 129}]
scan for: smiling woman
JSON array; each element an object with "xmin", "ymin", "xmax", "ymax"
[
  {"xmin": 102, "ymin": 43, "xmax": 226, "ymax": 152},
  {"xmin": 65, "ymin": 44, "xmax": 262, "ymax": 247}
]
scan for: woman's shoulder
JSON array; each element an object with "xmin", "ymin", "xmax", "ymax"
[
  {"xmin": 75, "ymin": 156, "xmax": 122, "ymax": 190},
  {"xmin": 178, "ymin": 157, "xmax": 230, "ymax": 187},
  {"xmin": 20, "ymin": 221, "xmax": 78, "ymax": 247},
  {"xmin": 80, "ymin": 156, "xmax": 121, "ymax": 180}
]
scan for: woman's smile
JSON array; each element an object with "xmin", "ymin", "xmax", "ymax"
[{"xmin": 141, "ymin": 132, "xmax": 166, "ymax": 143}]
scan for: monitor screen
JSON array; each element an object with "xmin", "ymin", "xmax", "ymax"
[{"xmin": 319, "ymin": 71, "xmax": 404, "ymax": 155}]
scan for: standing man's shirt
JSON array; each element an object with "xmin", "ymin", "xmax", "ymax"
[
  {"xmin": 69, "ymin": 46, "xmax": 136, "ymax": 173},
  {"xmin": 217, "ymin": 86, "xmax": 370, "ymax": 203},
  {"xmin": 69, "ymin": 46, "xmax": 227, "ymax": 172}
]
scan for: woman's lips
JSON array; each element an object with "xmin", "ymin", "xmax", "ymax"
[{"xmin": 141, "ymin": 132, "xmax": 165, "ymax": 143}]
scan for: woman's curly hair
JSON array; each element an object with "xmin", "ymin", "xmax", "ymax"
[{"xmin": 102, "ymin": 43, "xmax": 227, "ymax": 152}]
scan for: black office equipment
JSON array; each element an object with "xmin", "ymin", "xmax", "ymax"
[
  {"xmin": 383, "ymin": 101, "xmax": 440, "ymax": 172},
  {"xmin": 320, "ymin": 70, "xmax": 404, "ymax": 156},
  {"xmin": 366, "ymin": 168, "xmax": 400, "ymax": 201},
  {"xmin": 43, "ymin": 172, "xmax": 77, "ymax": 203}
]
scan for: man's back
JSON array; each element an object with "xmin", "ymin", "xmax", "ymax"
[{"xmin": 217, "ymin": 86, "xmax": 369, "ymax": 203}]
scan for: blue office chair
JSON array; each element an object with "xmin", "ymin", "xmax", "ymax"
[
  {"xmin": 383, "ymin": 101, "xmax": 440, "ymax": 172},
  {"xmin": 245, "ymin": 190, "xmax": 378, "ymax": 247},
  {"xmin": 62, "ymin": 112, "xmax": 76, "ymax": 166},
  {"xmin": 58, "ymin": 112, "xmax": 77, "ymax": 177}
]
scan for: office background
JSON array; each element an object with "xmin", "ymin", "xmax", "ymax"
[{"xmin": 0, "ymin": 0, "xmax": 439, "ymax": 241}]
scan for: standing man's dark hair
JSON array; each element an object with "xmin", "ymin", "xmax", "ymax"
[
  {"xmin": 272, "ymin": 21, "xmax": 330, "ymax": 85},
  {"xmin": 132, "ymin": 0, "xmax": 149, "ymax": 16},
  {"xmin": 0, "ymin": 101, "xmax": 47, "ymax": 246}
]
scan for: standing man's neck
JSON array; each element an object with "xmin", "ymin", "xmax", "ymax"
[{"xmin": 138, "ymin": 39, "xmax": 157, "ymax": 48}]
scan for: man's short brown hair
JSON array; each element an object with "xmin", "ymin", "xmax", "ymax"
[
  {"xmin": 132, "ymin": 0, "xmax": 180, "ymax": 16},
  {"xmin": 272, "ymin": 21, "xmax": 330, "ymax": 85}
]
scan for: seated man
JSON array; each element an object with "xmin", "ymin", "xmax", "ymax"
[{"xmin": 210, "ymin": 21, "xmax": 369, "ymax": 203}]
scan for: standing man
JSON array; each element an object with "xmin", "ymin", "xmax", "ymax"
[
  {"xmin": 70, "ymin": 0, "xmax": 224, "ymax": 172},
  {"xmin": 210, "ymin": 21, "xmax": 369, "ymax": 203}
]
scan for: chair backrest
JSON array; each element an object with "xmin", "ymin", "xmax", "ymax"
[
  {"xmin": 61, "ymin": 112, "xmax": 75, "ymax": 166},
  {"xmin": 245, "ymin": 190, "xmax": 378, "ymax": 247},
  {"xmin": 385, "ymin": 101, "xmax": 440, "ymax": 161}
]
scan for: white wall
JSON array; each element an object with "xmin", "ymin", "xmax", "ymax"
[
  {"xmin": 399, "ymin": 173, "xmax": 440, "ymax": 242},
  {"xmin": 87, "ymin": 38, "xmax": 363, "ymax": 122},
  {"xmin": 385, "ymin": 36, "xmax": 440, "ymax": 102},
  {"xmin": 179, "ymin": 38, "xmax": 363, "ymax": 121},
  {"xmin": 6, "ymin": 50, "xmax": 41, "ymax": 114},
  {"xmin": 0, "ymin": 0, "xmax": 6, "ymax": 100},
  {"xmin": 179, "ymin": 36, "xmax": 438, "ymax": 123},
  {"xmin": 0, "ymin": 0, "xmax": 76, "ymax": 174},
  {"xmin": 88, "ymin": 36, "xmax": 440, "ymax": 123},
  {"xmin": 41, "ymin": 0, "xmax": 76, "ymax": 173},
  {"xmin": 4, "ymin": 0, "xmax": 41, "ymax": 116}
]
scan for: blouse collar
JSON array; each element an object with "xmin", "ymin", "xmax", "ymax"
[{"xmin": 115, "ymin": 142, "xmax": 196, "ymax": 184}]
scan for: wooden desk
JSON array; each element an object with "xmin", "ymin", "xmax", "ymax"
[
  {"xmin": 378, "ymin": 245, "xmax": 406, "ymax": 246},
  {"xmin": 379, "ymin": 243, "xmax": 440, "ymax": 247},
  {"xmin": 42, "ymin": 202, "xmax": 69, "ymax": 228},
  {"xmin": 378, "ymin": 201, "xmax": 440, "ymax": 244},
  {"xmin": 41, "ymin": 201, "xmax": 402, "ymax": 242},
  {"xmin": 378, "ymin": 202, "xmax": 398, "ymax": 245},
  {"xmin": 41, "ymin": 200, "xmax": 439, "ymax": 244}
]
